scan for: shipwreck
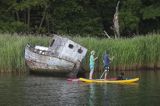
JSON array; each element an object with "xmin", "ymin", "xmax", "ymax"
[{"xmin": 25, "ymin": 35, "xmax": 87, "ymax": 77}]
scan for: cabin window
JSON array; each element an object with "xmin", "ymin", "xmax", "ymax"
[
  {"xmin": 50, "ymin": 39, "xmax": 55, "ymax": 47},
  {"xmin": 78, "ymin": 48, "xmax": 83, "ymax": 54},
  {"xmin": 68, "ymin": 44, "xmax": 74, "ymax": 49}
]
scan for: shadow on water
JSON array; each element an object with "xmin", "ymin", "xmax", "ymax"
[
  {"xmin": 29, "ymin": 71, "xmax": 69, "ymax": 77},
  {"xmin": 28, "ymin": 66, "xmax": 86, "ymax": 78}
]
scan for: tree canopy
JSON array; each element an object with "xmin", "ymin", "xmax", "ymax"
[{"xmin": 0, "ymin": 0, "xmax": 160, "ymax": 37}]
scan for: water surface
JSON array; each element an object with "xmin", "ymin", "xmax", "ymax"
[{"xmin": 0, "ymin": 71, "xmax": 160, "ymax": 106}]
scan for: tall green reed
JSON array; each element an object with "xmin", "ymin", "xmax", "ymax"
[
  {"xmin": 0, "ymin": 34, "xmax": 49, "ymax": 72},
  {"xmin": 74, "ymin": 34, "xmax": 160, "ymax": 71},
  {"xmin": 0, "ymin": 33, "xmax": 159, "ymax": 72}
]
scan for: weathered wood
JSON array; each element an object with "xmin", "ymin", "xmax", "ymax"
[
  {"xmin": 113, "ymin": 1, "xmax": 120, "ymax": 38},
  {"xmin": 25, "ymin": 35, "xmax": 87, "ymax": 77},
  {"xmin": 104, "ymin": 30, "xmax": 111, "ymax": 39}
]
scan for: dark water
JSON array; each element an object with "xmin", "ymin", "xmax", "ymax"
[{"xmin": 0, "ymin": 71, "xmax": 160, "ymax": 106}]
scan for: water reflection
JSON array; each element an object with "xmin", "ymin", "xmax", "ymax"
[
  {"xmin": 88, "ymin": 83, "xmax": 139, "ymax": 105},
  {"xmin": 0, "ymin": 71, "xmax": 160, "ymax": 105},
  {"xmin": 89, "ymin": 84, "xmax": 94, "ymax": 106},
  {"xmin": 88, "ymin": 83, "xmax": 109, "ymax": 106}
]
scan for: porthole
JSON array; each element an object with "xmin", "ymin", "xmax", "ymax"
[
  {"xmin": 68, "ymin": 44, "xmax": 74, "ymax": 49},
  {"xmin": 78, "ymin": 48, "xmax": 83, "ymax": 54}
]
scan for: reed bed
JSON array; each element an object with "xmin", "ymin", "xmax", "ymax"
[
  {"xmin": 0, "ymin": 33, "xmax": 49, "ymax": 72},
  {"xmin": 73, "ymin": 34, "xmax": 160, "ymax": 71},
  {"xmin": 0, "ymin": 33, "xmax": 159, "ymax": 72}
]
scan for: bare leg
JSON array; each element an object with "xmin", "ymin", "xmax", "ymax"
[
  {"xmin": 104, "ymin": 70, "xmax": 107, "ymax": 80},
  {"xmin": 104, "ymin": 67, "xmax": 109, "ymax": 80},
  {"xmin": 89, "ymin": 69, "xmax": 94, "ymax": 79}
]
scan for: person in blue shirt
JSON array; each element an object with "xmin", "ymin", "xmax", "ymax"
[
  {"xmin": 89, "ymin": 50, "xmax": 98, "ymax": 79},
  {"xmin": 103, "ymin": 51, "xmax": 114, "ymax": 79}
]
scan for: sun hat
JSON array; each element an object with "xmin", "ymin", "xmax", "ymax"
[{"xmin": 91, "ymin": 50, "xmax": 95, "ymax": 55}]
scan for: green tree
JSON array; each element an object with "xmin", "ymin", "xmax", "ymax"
[
  {"xmin": 0, "ymin": 0, "xmax": 160, "ymax": 36},
  {"xmin": 119, "ymin": 0, "xmax": 142, "ymax": 36},
  {"xmin": 140, "ymin": 0, "xmax": 160, "ymax": 33}
]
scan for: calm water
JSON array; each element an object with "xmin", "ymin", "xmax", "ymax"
[{"xmin": 0, "ymin": 71, "xmax": 160, "ymax": 106}]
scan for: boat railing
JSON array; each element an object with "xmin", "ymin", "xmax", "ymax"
[{"xmin": 27, "ymin": 44, "xmax": 56, "ymax": 56}]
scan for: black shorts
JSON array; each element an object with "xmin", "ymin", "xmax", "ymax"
[{"xmin": 104, "ymin": 66, "xmax": 109, "ymax": 70}]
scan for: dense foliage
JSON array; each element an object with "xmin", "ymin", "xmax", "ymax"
[{"xmin": 0, "ymin": 0, "xmax": 160, "ymax": 37}]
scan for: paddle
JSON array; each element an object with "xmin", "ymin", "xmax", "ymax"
[
  {"xmin": 100, "ymin": 70, "xmax": 109, "ymax": 79},
  {"xmin": 100, "ymin": 70, "xmax": 106, "ymax": 79}
]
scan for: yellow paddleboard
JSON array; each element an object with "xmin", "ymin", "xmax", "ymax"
[{"xmin": 79, "ymin": 78, "xmax": 139, "ymax": 83}]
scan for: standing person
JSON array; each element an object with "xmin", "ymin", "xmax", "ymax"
[
  {"xmin": 89, "ymin": 50, "xmax": 98, "ymax": 79},
  {"xmin": 103, "ymin": 51, "xmax": 113, "ymax": 79}
]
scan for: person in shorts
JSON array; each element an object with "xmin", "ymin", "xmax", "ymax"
[
  {"xmin": 103, "ymin": 51, "xmax": 112, "ymax": 79},
  {"xmin": 89, "ymin": 50, "xmax": 98, "ymax": 79}
]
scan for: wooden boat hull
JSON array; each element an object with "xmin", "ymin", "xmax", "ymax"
[
  {"xmin": 79, "ymin": 78, "xmax": 139, "ymax": 83},
  {"xmin": 24, "ymin": 35, "xmax": 88, "ymax": 77},
  {"xmin": 25, "ymin": 45, "xmax": 75, "ymax": 76}
]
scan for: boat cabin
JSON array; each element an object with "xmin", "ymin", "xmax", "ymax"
[{"xmin": 48, "ymin": 35, "xmax": 87, "ymax": 63}]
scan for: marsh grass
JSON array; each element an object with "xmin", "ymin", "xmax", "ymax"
[
  {"xmin": 0, "ymin": 33, "xmax": 159, "ymax": 72},
  {"xmin": 73, "ymin": 34, "xmax": 160, "ymax": 71},
  {"xmin": 0, "ymin": 33, "xmax": 49, "ymax": 72}
]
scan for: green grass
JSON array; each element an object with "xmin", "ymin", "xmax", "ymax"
[
  {"xmin": 0, "ymin": 33, "xmax": 49, "ymax": 72},
  {"xmin": 73, "ymin": 34, "xmax": 160, "ymax": 71},
  {"xmin": 0, "ymin": 33, "xmax": 160, "ymax": 72}
]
